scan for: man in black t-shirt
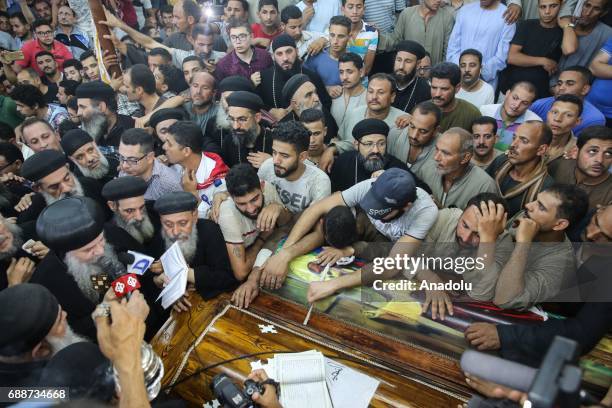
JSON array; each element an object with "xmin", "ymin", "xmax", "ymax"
[{"xmin": 499, "ymin": 0, "xmax": 564, "ymax": 98}]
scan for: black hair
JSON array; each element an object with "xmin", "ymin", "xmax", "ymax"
[
  {"xmin": 10, "ymin": 84, "xmax": 45, "ymax": 109},
  {"xmin": 228, "ymin": 18, "xmax": 251, "ymax": 33},
  {"xmin": 281, "ymin": 5, "xmax": 302, "ymax": 23},
  {"xmin": 545, "ymin": 183, "xmax": 589, "ymax": 228},
  {"xmin": 338, "ymin": 52, "xmax": 364, "ymax": 70},
  {"xmin": 66, "ymin": 96, "xmax": 78, "ymax": 111},
  {"xmin": 553, "ymin": 93, "xmax": 584, "ymax": 117},
  {"xmin": 465, "ymin": 192, "xmax": 508, "ymax": 214},
  {"xmin": 272, "ymin": 121, "xmax": 310, "ymax": 154},
  {"xmin": 0, "ymin": 11, "xmax": 9, "ymax": 19},
  {"xmin": 32, "ymin": 18, "xmax": 52, "ymax": 31},
  {"xmin": 576, "ymin": 125, "xmax": 612, "ymax": 150},
  {"xmin": 148, "ymin": 47, "xmax": 172, "ymax": 62},
  {"xmin": 226, "ymin": 163, "xmax": 261, "ymax": 197},
  {"xmin": 329, "ymin": 15, "xmax": 351, "ymax": 31},
  {"xmin": 78, "ymin": 50, "xmax": 96, "ymax": 62},
  {"xmin": 182, "ymin": 0, "xmax": 202, "ymax": 21},
  {"xmin": 323, "ymin": 206, "xmax": 357, "ymax": 248},
  {"xmin": 412, "ymin": 101, "xmax": 442, "ymax": 128},
  {"xmin": 471, "ymin": 116, "xmax": 498, "ymax": 135},
  {"xmin": 57, "ymin": 119, "xmax": 79, "ymax": 137},
  {"xmin": 161, "ymin": 4, "xmax": 173, "ymax": 14},
  {"xmin": 459, "ymin": 48, "xmax": 483, "ymax": 65},
  {"xmin": 120, "ymin": 128, "xmax": 154, "ymax": 154},
  {"xmin": 562, "ymin": 65, "xmax": 593, "ymax": 85},
  {"xmin": 59, "ymin": 79, "xmax": 80, "ymax": 96},
  {"xmin": 299, "ymin": 108, "xmax": 326, "ymax": 126},
  {"xmin": 228, "ymin": 0, "xmax": 249, "ymax": 13},
  {"xmin": 430, "ymin": 62, "xmax": 461, "ymax": 87},
  {"xmin": 34, "ymin": 50, "xmax": 54, "ymax": 61},
  {"xmin": 192, "ymin": 23, "xmax": 215, "ymax": 39},
  {"xmin": 0, "ymin": 142, "xmax": 23, "ymax": 165},
  {"xmin": 0, "ymin": 122, "xmax": 15, "ymax": 142},
  {"xmin": 8, "ymin": 12, "xmax": 28, "ymax": 26},
  {"xmin": 63, "ymin": 59, "xmax": 83, "ymax": 72},
  {"xmin": 510, "ymin": 81, "xmax": 537, "ymax": 96},
  {"xmin": 167, "ymin": 121, "xmax": 203, "ymax": 154},
  {"xmin": 182, "ymin": 55, "xmax": 205, "ymax": 69},
  {"xmin": 258, "ymin": 0, "xmax": 278, "ymax": 11},
  {"xmin": 158, "ymin": 64, "xmax": 189, "ymax": 94},
  {"xmin": 341, "ymin": 0, "xmax": 364, "ymax": 4},
  {"xmin": 129, "ymin": 64, "xmax": 156, "ymax": 95}
]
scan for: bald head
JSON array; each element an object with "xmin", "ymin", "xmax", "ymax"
[
  {"xmin": 442, "ymin": 127, "xmax": 473, "ymax": 155},
  {"xmin": 190, "ymin": 71, "xmax": 215, "ymax": 108}
]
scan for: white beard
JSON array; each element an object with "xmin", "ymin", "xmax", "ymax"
[
  {"xmin": 114, "ymin": 212, "xmax": 155, "ymax": 244},
  {"xmin": 81, "ymin": 110, "xmax": 109, "ymax": 143},
  {"xmin": 41, "ymin": 177, "xmax": 84, "ymax": 205},
  {"xmin": 162, "ymin": 226, "xmax": 198, "ymax": 264},
  {"xmin": 0, "ymin": 222, "xmax": 23, "ymax": 261},
  {"xmin": 76, "ymin": 149, "xmax": 110, "ymax": 180},
  {"xmin": 64, "ymin": 244, "xmax": 122, "ymax": 303},
  {"xmin": 46, "ymin": 324, "xmax": 89, "ymax": 356}
]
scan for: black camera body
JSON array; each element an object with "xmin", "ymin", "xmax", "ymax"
[{"xmin": 211, "ymin": 374, "xmax": 266, "ymax": 408}]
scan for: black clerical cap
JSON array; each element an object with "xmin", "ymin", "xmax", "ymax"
[
  {"xmin": 281, "ymin": 73, "xmax": 310, "ymax": 107},
  {"xmin": 149, "ymin": 108, "xmax": 185, "ymax": 130},
  {"xmin": 40, "ymin": 342, "xmax": 115, "ymax": 402},
  {"xmin": 102, "ymin": 176, "xmax": 148, "ymax": 201},
  {"xmin": 352, "ymin": 118, "xmax": 390, "ymax": 140},
  {"xmin": 75, "ymin": 81, "xmax": 116, "ymax": 104},
  {"xmin": 21, "ymin": 149, "xmax": 68, "ymax": 182},
  {"xmin": 272, "ymin": 33, "xmax": 296, "ymax": 51},
  {"xmin": 226, "ymin": 91, "xmax": 263, "ymax": 112},
  {"xmin": 218, "ymin": 75, "xmax": 255, "ymax": 93},
  {"xmin": 0, "ymin": 284, "xmax": 59, "ymax": 356},
  {"xmin": 36, "ymin": 196, "xmax": 105, "ymax": 253},
  {"xmin": 61, "ymin": 129, "xmax": 94, "ymax": 157},
  {"xmin": 154, "ymin": 191, "xmax": 198, "ymax": 215},
  {"xmin": 395, "ymin": 40, "xmax": 426, "ymax": 60}
]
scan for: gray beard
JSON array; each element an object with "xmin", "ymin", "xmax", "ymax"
[
  {"xmin": 358, "ymin": 153, "xmax": 386, "ymax": 173},
  {"xmin": 46, "ymin": 325, "xmax": 89, "ymax": 356},
  {"xmin": 231, "ymin": 126, "xmax": 258, "ymax": 149},
  {"xmin": 297, "ymin": 101, "xmax": 322, "ymax": 116},
  {"xmin": 162, "ymin": 226, "xmax": 198, "ymax": 264},
  {"xmin": 41, "ymin": 177, "xmax": 84, "ymax": 205},
  {"xmin": 0, "ymin": 222, "xmax": 23, "ymax": 261},
  {"xmin": 81, "ymin": 111, "xmax": 109, "ymax": 143},
  {"xmin": 114, "ymin": 212, "xmax": 155, "ymax": 244},
  {"xmin": 76, "ymin": 150, "xmax": 110, "ymax": 180},
  {"xmin": 215, "ymin": 109, "xmax": 231, "ymax": 130},
  {"xmin": 64, "ymin": 244, "xmax": 122, "ymax": 303}
]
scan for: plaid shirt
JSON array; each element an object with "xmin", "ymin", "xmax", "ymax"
[
  {"xmin": 215, "ymin": 47, "xmax": 272, "ymax": 83},
  {"xmin": 119, "ymin": 159, "xmax": 182, "ymax": 201}
]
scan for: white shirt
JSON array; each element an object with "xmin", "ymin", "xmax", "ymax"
[{"xmin": 457, "ymin": 80, "xmax": 495, "ymax": 109}]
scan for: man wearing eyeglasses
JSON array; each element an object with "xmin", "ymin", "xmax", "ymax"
[
  {"xmin": 117, "ymin": 129, "xmax": 182, "ymax": 202},
  {"xmin": 15, "ymin": 19, "xmax": 73, "ymax": 77},
  {"xmin": 330, "ymin": 118, "xmax": 412, "ymax": 192},
  {"xmin": 214, "ymin": 20, "xmax": 272, "ymax": 85}
]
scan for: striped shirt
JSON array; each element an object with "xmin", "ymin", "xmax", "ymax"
[
  {"xmin": 347, "ymin": 21, "xmax": 379, "ymax": 60},
  {"xmin": 364, "ymin": 0, "xmax": 406, "ymax": 34},
  {"xmin": 120, "ymin": 159, "xmax": 182, "ymax": 201}
]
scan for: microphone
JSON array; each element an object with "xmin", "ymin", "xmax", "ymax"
[
  {"xmin": 98, "ymin": 253, "xmax": 141, "ymax": 299},
  {"xmin": 460, "ymin": 350, "xmax": 536, "ymax": 392}
]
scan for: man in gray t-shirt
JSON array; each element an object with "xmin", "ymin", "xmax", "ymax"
[
  {"xmin": 260, "ymin": 168, "xmax": 439, "ymax": 296},
  {"xmin": 257, "ymin": 121, "xmax": 331, "ymax": 214}
]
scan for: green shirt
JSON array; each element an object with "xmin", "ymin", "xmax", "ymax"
[
  {"xmin": 440, "ymin": 98, "xmax": 481, "ymax": 132},
  {"xmin": 0, "ymin": 96, "xmax": 23, "ymax": 129}
]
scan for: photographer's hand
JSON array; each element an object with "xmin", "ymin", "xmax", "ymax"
[{"xmin": 248, "ymin": 369, "xmax": 282, "ymax": 408}]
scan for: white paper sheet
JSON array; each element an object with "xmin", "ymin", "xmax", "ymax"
[
  {"xmin": 160, "ymin": 242, "xmax": 187, "ymax": 279},
  {"xmin": 324, "ymin": 358, "xmax": 380, "ymax": 408},
  {"xmin": 275, "ymin": 351, "xmax": 332, "ymax": 408},
  {"xmin": 157, "ymin": 266, "xmax": 187, "ymax": 309}
]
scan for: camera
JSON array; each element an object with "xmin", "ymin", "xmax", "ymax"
[{"xmin": 211, "ymin": 373, "xmax": 266, "ymax": 408}]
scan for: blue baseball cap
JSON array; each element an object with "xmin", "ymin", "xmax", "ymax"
[{"xmin": 359, "ymin": 168, "xmax": 417, "ymax": 220}]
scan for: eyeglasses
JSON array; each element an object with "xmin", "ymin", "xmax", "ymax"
[
  {"xmin": 230, "ymin": 33, "xmax": 249, "ymax": 43},
  {"xmin": 36, "ymin": 30, "xmax": 53, "ymax": 36},
  {"xmin": 417, "ymin": 66, "xmax": 431, "ymax": 72},
  {"xmin": 117, "ymin": 153, "xmax": 147, "ymax": 166},
  {"xmin": 358, "ymin": 141, "xmax": 386, "ymax": 150}
]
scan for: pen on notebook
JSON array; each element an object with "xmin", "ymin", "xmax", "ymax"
[{"xmin": 303, "ymin": 262, "xmax": 331, "ymax": 326}]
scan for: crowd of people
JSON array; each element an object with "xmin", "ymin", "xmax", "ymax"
[{"xmin": 0, "ymin": 0, "xmax": 610, "ymax": 406}]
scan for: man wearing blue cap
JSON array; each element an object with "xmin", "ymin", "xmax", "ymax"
[{"xmin": 260, "ymin": 167, "xmax": 438, "ymax": 295}]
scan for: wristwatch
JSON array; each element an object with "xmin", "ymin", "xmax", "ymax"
[{"xmin": 564, "ymin": 23, "xmax": 576, "ymax": 29}]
